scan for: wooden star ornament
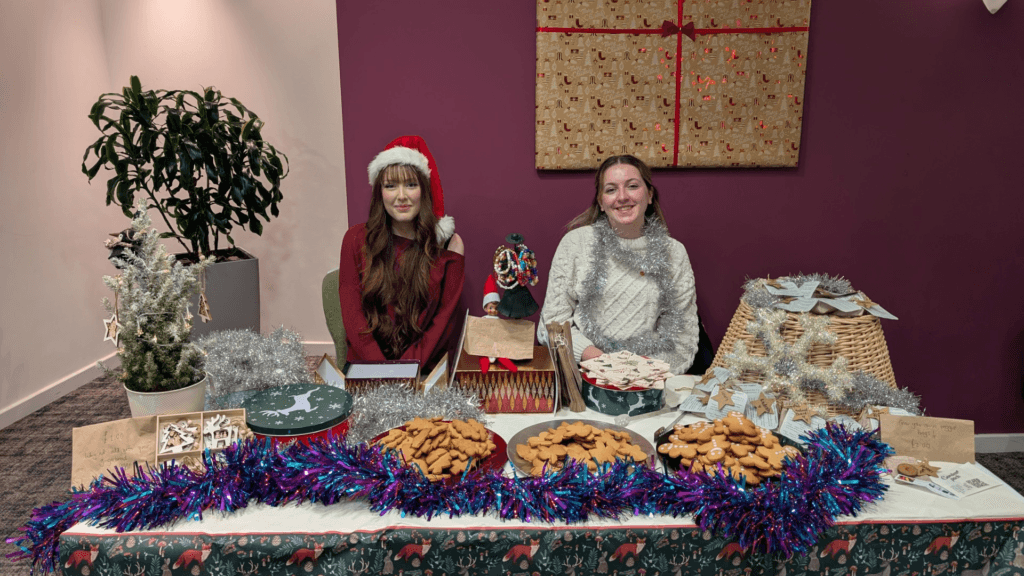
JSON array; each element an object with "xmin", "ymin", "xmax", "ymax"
[
  {"xmin": 790, "ymin": 403, "xmax": 817, "ymax": 425},
  {"xmin": 698, "ymin": 371, "xmax": 717, "ymax": 386},
  {"xmin": 752, "ymin": 394, "xmax": 776, "ymax": 416},
  {"xmin": 103, "ymin": 313, "xmax": 122, "ymax": 347},
  {"xmin": 854, "ymin": 294, "xmax": 877, "ymax": 310},
  {"xmin": 916, "ymin": 460, "xmax": 941, "ymax": 478},
  {"xmin": 198, "ymin": 293, "xmax": 213, "ymax": 323},
  {"xmin": 711, "ymin": 387, "xmax": 735, "ymax": 409},
  {"xmin": 692, "ymin": 389, "xmax": 712, "ymax": 406}
]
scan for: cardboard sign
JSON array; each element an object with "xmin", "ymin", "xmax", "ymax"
[
  {"xmin": 463, "ymin": 316, "xmax": 535, "ymax": 360},
  {"xmin": 72, "ymin": 416, "xmax": 156, "ymax": 488},
  {"xmin": 879, "ymin": 414, "xmax": 975, "ymax": 464}
]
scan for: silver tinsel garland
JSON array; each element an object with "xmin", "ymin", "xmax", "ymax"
[
  {"xmin": 725, "ymin": 308, "xmax": 853, "ymax": 414},
  {"xmin": 832, "ymin": 371, "xmax": 922, "ymax": 415},
  {"xmin": 345, "ymin": 384, "xmax": 489, "ymax": 445},
  {"xmin": 724, "ymin": 309, "xmax": 922, "ymax": 417},
  {"xmin": 742, "ymin": 273, "xmax": 854, "ymax": 309},
  {"xmin": 197, "ymin": 327, "xmax": 309, "ymax": 408}
]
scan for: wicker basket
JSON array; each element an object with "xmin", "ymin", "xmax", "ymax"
[{"xmin": 710, "ymin": 300, "xmax": 897, "ymax": 416}]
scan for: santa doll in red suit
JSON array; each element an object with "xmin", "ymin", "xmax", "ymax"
[{"xmin": 480, "ymin": 274, "xmax": 517, "ymax": 373}]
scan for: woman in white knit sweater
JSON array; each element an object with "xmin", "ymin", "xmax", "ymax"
[{"xmin": 538, "ymin": 155, "xmax": 700, "ymax": 374}]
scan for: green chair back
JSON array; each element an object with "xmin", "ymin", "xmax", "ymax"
[{"xmin": 321, "ymin": 268, "xmax": 347, "ymax": 364}]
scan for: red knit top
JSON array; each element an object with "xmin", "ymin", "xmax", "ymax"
[{"xmin": 338, "ymin": 223, "xmax": 465, "ymax": 366}]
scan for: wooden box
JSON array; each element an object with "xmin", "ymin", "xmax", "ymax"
[
  {"xmin": 155, "ymin": 408, "xmax": 246, "ymax": 467},
  {"xmin": 344, "ymin": 361, "xmax": 421, "ymax": 394},
  {"xmin": 453, "ymin": 346, "xmax": 556, "ymax": 413}
]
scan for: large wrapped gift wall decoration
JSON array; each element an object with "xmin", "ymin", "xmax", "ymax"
[{"xmin": 536, "ymin": 0, "xmax": 812, "ymax": 169}]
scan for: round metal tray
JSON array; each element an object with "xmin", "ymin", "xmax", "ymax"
[{"xmin": 506, "ymin": 418, "xmax": 656, "ymax": 476}]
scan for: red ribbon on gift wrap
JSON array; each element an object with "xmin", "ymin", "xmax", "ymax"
[{"xmin": 537, "ymin": 0, "xmax": 809, "ymax": 166}]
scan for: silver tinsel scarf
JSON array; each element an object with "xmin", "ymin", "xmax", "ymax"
[
  {"xmin": 345, "ymin": 384, "xmax": 488, "ymax": 445},
  {"xmin": 576, "ymin": 217, "xmax": 691, "ymax": 357},
  {"xmin": 197, "ymin": 327, "xmax": 309, "ymax": 408}
]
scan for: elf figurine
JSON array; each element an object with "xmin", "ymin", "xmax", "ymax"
[
  {"xmin": 493, "ymin": 233, "xmax": 540, "ymax": 319},
  {"xmin": 480, "ymin": 275, "xmax": 518, "ymax": 373}
]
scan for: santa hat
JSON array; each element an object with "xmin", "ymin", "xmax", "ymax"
[
  {"xmin": 483, "ymin": 275, "xmax": 500, "ymax": 308},
  {"xmin": 367, "ymin": 135, "xmax": 455, "ymax": 243}
]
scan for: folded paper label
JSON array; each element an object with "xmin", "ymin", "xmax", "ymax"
[{"xmin": 464, "ymin": 316, "xmax": 535, "ymax": 360}]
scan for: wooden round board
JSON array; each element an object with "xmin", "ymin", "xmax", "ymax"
[
  {"xmin": 371, "ymin": 421, "xmax": 508, "ymax": 480},
  {"xmin": 506, "ymin": 419, "xmax": 656, "ymax": 476}
]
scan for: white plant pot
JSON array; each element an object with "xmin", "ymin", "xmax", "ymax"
[{"xmin": 124, "ymin": 375, "xmax": 208, "ymax": 417}]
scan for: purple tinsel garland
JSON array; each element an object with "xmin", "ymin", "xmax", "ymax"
[{"xmin": 7, "ymin": 424, "xmax": 891, "ymax": 574}]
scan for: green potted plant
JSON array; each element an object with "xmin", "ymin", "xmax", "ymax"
[
  {"xmin": 102, "ymin": 201, "xmax": 214, "ymax": 416},
  {"xmin": 84, "ymin": 76, "xmax": 289, "ymax": 336}
]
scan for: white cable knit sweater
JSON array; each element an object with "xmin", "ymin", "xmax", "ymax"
[{"xmin": 538, "ymin": 224, "xmax": 699, "ymax": 374}]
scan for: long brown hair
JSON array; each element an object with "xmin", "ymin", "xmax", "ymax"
[
  {"xmin": 566, "ymin": 155, "xmax": 667, "ymax": 230},
  {"xmin": 361, "ymin": 164, "xmax": 441, "ymax": 358}
]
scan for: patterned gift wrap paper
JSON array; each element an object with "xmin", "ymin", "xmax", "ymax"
[
  {"xmin": 454, "ymin": 346, "xmax": 557, "ymax": 413},
  {"xmin": 536, "ymin": 0, "xmax": 812, "ymax": 169}
]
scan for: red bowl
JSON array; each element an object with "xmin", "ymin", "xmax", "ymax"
[{"xmin": 371, "ymin": 421, "xmax": 508, "ymax": 479}]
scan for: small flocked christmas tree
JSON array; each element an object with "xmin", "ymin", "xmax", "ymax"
[{"xmin": 102, "ymin": 201, "xmax": 213, "ymax": 392}]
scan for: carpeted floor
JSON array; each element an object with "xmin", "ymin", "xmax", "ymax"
[{"xmin": 2, "ymin": 364, "xmax": 1023, "ymax": 575}]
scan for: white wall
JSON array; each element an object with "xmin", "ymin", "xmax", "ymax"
[{"xmin": 0, "ymin": 0, "xmax": 347, "ymax": 428}]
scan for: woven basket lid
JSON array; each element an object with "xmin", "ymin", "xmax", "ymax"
[{"xmin": 242, "ymin": 383, "xmax": 352, "ymax": 436}]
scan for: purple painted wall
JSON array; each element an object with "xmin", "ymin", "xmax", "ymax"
[{"xmin": 337, "ymin": 1, "xmax": 1024, "ymax": 433}]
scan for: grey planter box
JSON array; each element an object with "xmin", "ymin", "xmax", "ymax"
[{"xmin": 189, "ymin": 248, "xmax": 260, "ymax": 339}]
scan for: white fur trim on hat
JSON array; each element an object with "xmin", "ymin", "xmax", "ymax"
[
  {"xmin": 435, "ymin": 215, "xmax": 455, "ymax": 244},
  {"xmin": 367, "ymin": 147, "xmax": 431, "ymax": 185},
  {"xmin": 483, "ymin": 292, "xmax": 500, "ymax": 306}
]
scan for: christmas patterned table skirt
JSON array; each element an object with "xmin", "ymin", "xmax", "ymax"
[{"xmin": 60, "ymin": 517, "xmax": 1024, "ymax": 576}]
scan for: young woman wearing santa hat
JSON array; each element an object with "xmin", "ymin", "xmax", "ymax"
[{"xmin": 338, "ymin": 135, "xmax": 464, "ymax": 368}]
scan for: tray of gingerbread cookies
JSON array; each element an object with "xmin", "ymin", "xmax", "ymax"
[
  {"xmin": 507, "ymin": 419, "xmax": 656, "ymax": 476},
  {"xmin": 655, "ymin": 411, "xmax": 801, "ymax": 486},
  {"xmin": 372, "ymin": 417, "xmax": 508, "ymax": 481}
]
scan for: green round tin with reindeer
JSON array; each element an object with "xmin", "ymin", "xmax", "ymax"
[{"xmin": 242, "ymin": 383, "xmax": 352, "ymax": 444}]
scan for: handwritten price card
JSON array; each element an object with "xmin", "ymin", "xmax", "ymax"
[
  {"xmin": 71, "ymin": 416, "xmax": 157, "ymax": 488},
  {"xmin": 879, "ymin": 414, "xmax": 975, "ymax": 464}
]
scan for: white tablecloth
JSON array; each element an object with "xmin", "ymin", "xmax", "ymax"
[{"xmin": 64, "ymin": 378, "xmax": 1024, "ymax": 538}]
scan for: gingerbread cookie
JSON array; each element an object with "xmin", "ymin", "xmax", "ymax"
[
  {"xmin": 376, "ymin": 418, "xmax": 496, "ymax": 481},
  {"xmin": 515, "ymin": 421, "xmax": 649, "ymax": 475},
  {"xmin": 658, "ymin": 414, "xmax": 799, "ymax": 484}
]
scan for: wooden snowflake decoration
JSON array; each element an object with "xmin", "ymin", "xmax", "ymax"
[{"xmin": 724, "ymin": 308, "xmax": 853, "ymax": 415}]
